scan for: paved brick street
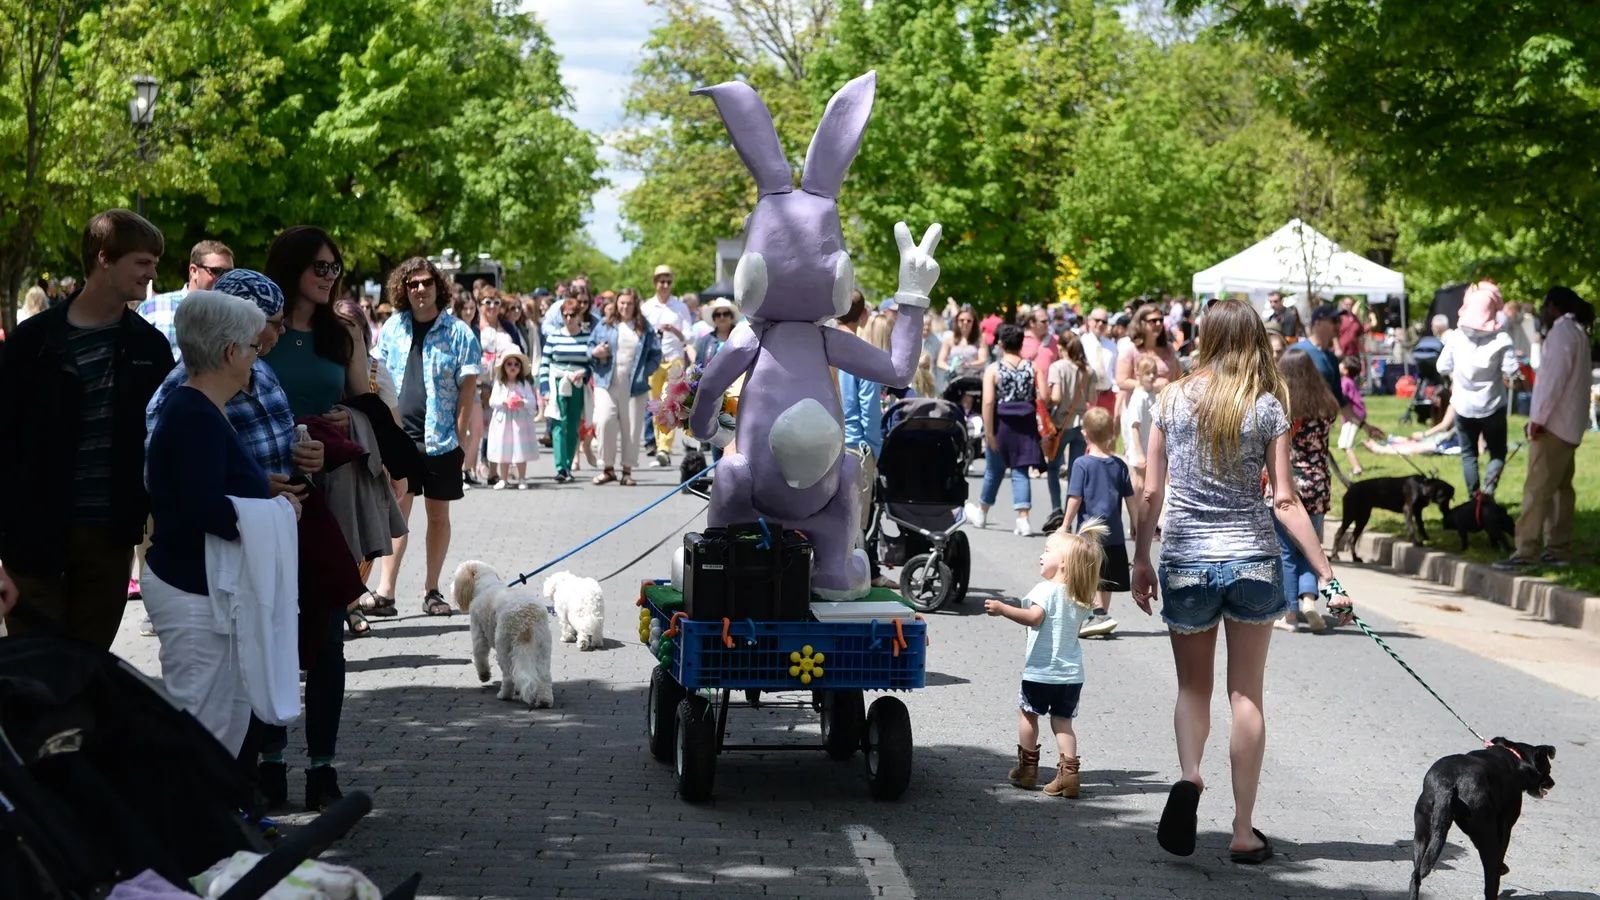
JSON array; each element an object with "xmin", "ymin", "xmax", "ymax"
[{"xmin": 112, "ymin": 457, "xmax": 1600, "ymax": 900}]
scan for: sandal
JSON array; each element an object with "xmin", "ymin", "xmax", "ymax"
[
  {"xmin": 360, "ymin": 592, "xmax": 398, "ymax": 618},
  {"xmin": 620, "ymin": 470, "xmax": 636, "ymax": 486},
  {"xmin": 1230, "ymin": 828, "xmax": 1274, "ymax": 865},
  {"xmin": 1157, "ymin": 779, "xmax": 1201, "ymax": 856},
  {"xmin": 344, "ymin": 609, "xmax": 371, "ymax": 637},
  {"xmin": 422, "ymin": 589, "xmax": 453, "ymax": 617},
  {"xmin": 593, "ymin": 468, "xmax": 617, "ymax": 485}
]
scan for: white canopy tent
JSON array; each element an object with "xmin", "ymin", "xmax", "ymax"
[{"xmin": 1191, "ymin": 219, "xmax": 1406, "ymax": 324}]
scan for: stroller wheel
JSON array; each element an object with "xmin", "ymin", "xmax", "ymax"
[
  {"xmin": 945, "ymin": 531, "xmax": 971, "ymax": 604},
  {"xmin": 900, "ymin": 553, "xmax": 954, "ymax": 612}
]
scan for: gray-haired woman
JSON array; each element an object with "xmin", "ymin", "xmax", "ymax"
[{"xmin": 143, "ymin": 290, "xmax": 301, "ymax": 755}]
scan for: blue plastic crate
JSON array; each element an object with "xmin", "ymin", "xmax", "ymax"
[{"xmin": 670, "ymin": 617, "xmax": 926, "ymax": 691}]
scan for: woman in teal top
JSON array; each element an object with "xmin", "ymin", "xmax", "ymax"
[{"xmin": 264, "ymin": 226, "xmax": 369, "ymax": 418}]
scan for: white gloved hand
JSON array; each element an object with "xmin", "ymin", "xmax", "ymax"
[{"xmin": 892, "ymin": 221, "xmax": 942, "ymax": 309}]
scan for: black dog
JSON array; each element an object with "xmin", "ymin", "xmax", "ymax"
[
  {"xmin": 679, "ymin": 444, "xmax": 713, "ymax": 495},
  {"xmin": 1410, "ymin": 737, "xmax": 1555, "ymax": 900},
  {"xmin": 1334, "ymin": 475, "xmax": 1456, "ymax": 561},
  {"xmin": 1440, "ymin": 494, "xmax": 1515, "ymax": 553}
]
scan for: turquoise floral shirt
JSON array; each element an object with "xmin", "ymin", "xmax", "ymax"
[{"xmin": 375, "ymin": 310, "xmax": 482, "ymax": 455}]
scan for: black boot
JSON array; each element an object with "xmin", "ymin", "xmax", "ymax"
[
  {"xmin": 305, "ymin": 765, "xmax": 343, "ymax": 812},
  {"xmin": 258, "ymin": 760, "xmax": 289, "ymax": 810}
]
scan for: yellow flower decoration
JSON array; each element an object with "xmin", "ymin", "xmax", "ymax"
[{"xmin": 787, "ymin": 645, "xmax": 825, "ymax": 685}]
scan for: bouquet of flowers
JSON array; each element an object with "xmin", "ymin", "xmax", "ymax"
[{"xmin": 650, "ymin": 361, "xmax": 737, "ymax": 446}]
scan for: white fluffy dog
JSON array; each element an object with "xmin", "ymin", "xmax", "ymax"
[
  {"xmin": 452, "ymin": 561, "xmax": 554, "ymax": 708},
  {"xmin": 542, "ymin": 571, "xmax": 606, "ymax": 651}
]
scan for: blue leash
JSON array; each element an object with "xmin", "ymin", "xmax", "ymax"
[{"xmin": 507, "ymin": 462, "xmax": 718, "ymax": 588}]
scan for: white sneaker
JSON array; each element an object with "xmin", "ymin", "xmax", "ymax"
[
  {"xmin": 1014, "ymin": 517, "xmax": 1035, "ymax": 536},
  {"xmin": 517, "ymin": 479, "xmax": 531, "ymax": 491},
  {"xmin": 492, "ymin": 479, "xmax": 508, "ymax": 491},
  {"xmin": 963, "ymin": 501, "xmax": 988, "ymax": 528}
]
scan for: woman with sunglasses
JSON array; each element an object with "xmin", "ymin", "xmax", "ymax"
[
  {"xmin": 264, "ymin": 226, "xmax": 370, "ymax": 419},
  {"xmin": 1116, "ymin": 301, "xmax": 1180, "ymax": 442},
  {"xmin": 937, "ymin": 306, "xmax": 989, "ymax": 387},
  {"xmin": 449, "ymin": 293, "xmax": 491, "ymax": 486},
  {"xmin": 540, "ymin": 297, "xmax": 594, "ymax": 483}
]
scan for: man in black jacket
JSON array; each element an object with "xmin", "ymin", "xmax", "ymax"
[{"xmin": 0, "ymin": 209, "xmax": 174, "ymax": 648}]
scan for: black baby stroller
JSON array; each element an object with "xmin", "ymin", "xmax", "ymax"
[
  {"xmin": 941, "ymin": 375, "xmax": 985, "ymax": 474},
  {"xmin": 1404, "ymin": 333, "xmax": 1450, "ymax": 427},
  {"xmin": 875, "ymin": 397, "xmax": 972, "ymax": 612},
  {"xmin": 0, "ymin": 635, "xmax": 419, "ymax": 899}
]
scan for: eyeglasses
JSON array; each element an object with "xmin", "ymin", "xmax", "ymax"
[
  {"xmin": 483, "ymin": 300, "xmax": 501, "ymax": 307},
  {"xmin": 656, "ymin": 278, "xmax": 673, "ymax": 285},
  {"xmin": 405, "ymin": 277, "xmax": 434, "ymax": 292},
  {"xmin": 712, "ymin": 311, "xmax": 734, "ymax": 319},
  {"xmin": 1089, "ymin": 317, "xmax": 1107, "ymax": 324},
  {"xmin": 563, "ymin": 312, "xmax": 582, "ymax": 320},
  {"xmin": 268, "ymin": 318, "xmax": 286, "ymax": 334},
  {"xmin": 1143, "ymin": 316, "xmax": 1163, "ymax": 324},
  {"xmin": 195, "ymin": 264, "xmax": 233, "ymax": 278},
  {"xmin": 310, "ymin": 260, "xmax": 343, "ymax": 278}
]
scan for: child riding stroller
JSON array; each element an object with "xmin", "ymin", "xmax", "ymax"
[
  {"xmin": 875, "ymin": 396, "xmax": 972, "ymax": 612},
  {"xmin": 941, "ymin": 375, "xmax": 985, "ymax": 474}
]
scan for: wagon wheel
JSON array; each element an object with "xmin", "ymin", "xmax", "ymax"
[
  {"xmin": 820, "ymin": 690, "xmax": 865, "ymax": 760},
  {"xmin": 863, "ymin": 696, "xmax": 913, "ymax": 800},
  {"xmin": 647, "ymin": 666, "xmax": 685, "ymax": 762},
  {"xmin": 675, "ymin": 695, "xmax": 718, "ymax": 802}
]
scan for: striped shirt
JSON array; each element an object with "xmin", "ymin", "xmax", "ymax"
[
  {"xmin": 67, "ymin": 322, "xmax": 120, "ymax": 521},
  {"xmin": 539, "ymin": 329, "xmax": 592, "ymax": 386}
]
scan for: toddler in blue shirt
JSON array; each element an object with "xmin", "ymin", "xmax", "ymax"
[{"xmin": 984, "ymin": 519, "xmax": 1108, "ymax": 797}]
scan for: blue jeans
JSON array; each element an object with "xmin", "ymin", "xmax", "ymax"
[
  {"xmin": 1454, "ymin": 408, "xmax": 1507, "ymax": 494},
  {"xmin": 1157, "ymin": 556, "xmax": 1287, "ymax": 634},
  {"xmin": 1045, "ymin": 426, "xmax": 1086, "ymax": 514},
  {"xmin": 980, "ymin": 445, "xmax": 1032, "ymax": 510},
  {"xmin": 1275, "ymin": 514, "xmax": 1324, "ymax": 607}
]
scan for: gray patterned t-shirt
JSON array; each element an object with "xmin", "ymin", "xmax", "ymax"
[{"xmin": 1155, "ymin": 383, "xmax": 1289, "ymax": 564}]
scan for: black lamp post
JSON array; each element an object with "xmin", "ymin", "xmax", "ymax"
[{"xmin": 128, "ymin": 74, "xmax": 158, "ymax": 216}]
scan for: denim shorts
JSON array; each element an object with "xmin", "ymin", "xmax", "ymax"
[
  {"xmin": 1018, "ymin": 680, "xmax": 1082, "ymax": 718},
  {"xmin": 1158, "ymin": 556, "xmax": 1287, "ymax": 634}
]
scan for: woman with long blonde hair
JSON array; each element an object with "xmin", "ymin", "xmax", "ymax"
[{"xmin": 1130, "ymin": 299, "xmax": 1350, "ymax": 864}]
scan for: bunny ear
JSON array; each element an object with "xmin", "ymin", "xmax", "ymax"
[
  {"xmin": 800, "ymin": 70, "xmax": 876, "ymax": 199},
  {"xmin": 692, "ymin": 80, "xmax": 793, "ymax": 196}
]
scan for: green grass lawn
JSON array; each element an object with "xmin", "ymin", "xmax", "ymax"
[{"xmin": 1329, "ymin": 395, "xmax": 1600, "ymax": 595}]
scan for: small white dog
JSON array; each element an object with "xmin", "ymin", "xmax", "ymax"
[
  {"xmin": 542, "ymin": 571, "xmax": 606, "ymax": 651},
  {"xmin": 452, "ymin": 561, "xmax": 554, "ymax": 708}
]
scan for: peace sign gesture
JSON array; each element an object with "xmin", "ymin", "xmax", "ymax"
[{"xmin": 892, "ymin": 221, "xmax": 942, "ymax": 308}]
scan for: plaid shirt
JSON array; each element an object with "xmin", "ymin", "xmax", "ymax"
[
  {"xmin": 137, "ymin": 288, "xmax": 188, "ymax": 361},
  {"xmin": 145, "ymin": 359, "xmax": 297, "ymax": 478}
]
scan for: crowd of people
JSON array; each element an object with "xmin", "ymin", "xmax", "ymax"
[{"xmin": 0, "ymin": 208, "xmax": 1592, "ymax": 870}]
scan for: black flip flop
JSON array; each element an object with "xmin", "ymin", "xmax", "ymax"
[
  {"xmin": 1230, "ymin": 828, "xmax": 1273, "ymax": 865},
  {"xmin": 1157, "ymin": 780, "xmax": 1201, "ymax": 856}
]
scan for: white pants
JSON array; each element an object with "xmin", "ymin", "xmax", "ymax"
[
  {"xmin": 141, "ymin": 568, "xmax": 252, "ymax": 756},
  {"xmin": 594, "ymin": 381, "xmax": 647, "ymax": 470}
]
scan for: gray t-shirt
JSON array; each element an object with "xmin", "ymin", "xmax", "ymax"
[{"xmin": 1156, "ymin": 383, "xmax": 1288, "ymax": 564}]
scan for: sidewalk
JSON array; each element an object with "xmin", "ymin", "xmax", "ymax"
[{"xmin": 1330, "ymin": 516, "xmax": 1600, "ymax": 638}]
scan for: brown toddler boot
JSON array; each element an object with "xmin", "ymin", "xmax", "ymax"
[
  {"xmin": 1008, "ymin": 744, "xmax": 1041, "ymax": 789},
  {"xmin": 1043, "ymin": 756, "xmax": 1081, "ymax": 798}
]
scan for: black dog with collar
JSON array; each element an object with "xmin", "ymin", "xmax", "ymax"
[
  {"xmin": 1409, "ymin": 737, "xmax": 1555, "ymax": 899},
  {"xmin": 1334, "ymin": 475, "xmax": 1456, "ymax": 561},
  {"xmin": 1440, "ymin": 494, "xmax": 1515, "ymax": 553}
]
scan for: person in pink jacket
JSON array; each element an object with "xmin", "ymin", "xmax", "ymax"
[{"xmin": 1497, "ymin": 287, "xmax": 1594, "ymax": 569}]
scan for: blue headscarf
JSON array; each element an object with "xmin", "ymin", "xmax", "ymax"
[{"xmin": 213, "ymin": 268, "xmax": 284, "ymax": 317}]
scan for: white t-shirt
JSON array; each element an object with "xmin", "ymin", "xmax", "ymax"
[
  {"xmin": 642, "ymin": 296, "xmax": 694, "ymax": 361},
  {"xmin": 1121, "ymin": 386, "xmax": 1156, "ymax": 465},
  {"xmin": 1021, "ymin": 582, "xmax": 1087, "ymax": 684}
]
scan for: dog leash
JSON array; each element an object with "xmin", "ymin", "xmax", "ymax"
[
  {"xmin": 594, "ymin": 502, "xmax": 708, "ymax": 584},
  {"xmin": 1336, "ymin": 583, "xmax": 1490, "ymax": 746},
  {"xmin": 507, "ymin": 462, "xmax": 717, "ymax": 588}
]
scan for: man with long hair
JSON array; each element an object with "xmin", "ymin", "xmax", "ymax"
[{"xmin": 372, "ymin": 257, "xmax": 482, "ymax": 617}]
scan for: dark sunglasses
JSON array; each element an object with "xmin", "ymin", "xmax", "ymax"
[
  {"xmin": 712, "ymin": 311, "xmax": 734, "ymax": 319},
  {"xmin": 563, "ymin": 312, "xmax": 582, "ymax": 319},
  {"xmin": 310, "ymin": 260, "xmax": 343, "ymax": 278},
  {"xmin": 655, "ymin": 278, "xmax": 673, "ymax": 285},
  {"xmin": 1089, "ymin": 317, "xmax": 1107, "ymax": 324},
  {"xmin": 195, "ymin": 263, "xmax": 233, "ymax": 278},
  {"xmin": 1143, "ymin": 316, "xmax": 1163, "ymax": 324},
  {"xmin": 405, "ymin": 277, "xmax": 434, "ymax": 292}
]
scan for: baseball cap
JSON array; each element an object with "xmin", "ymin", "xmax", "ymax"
[
  {"xmin": 879, "ymin": 297, "xmax": 898, "ymax": 312},
  {"xmin": 532, "ymin": 286, "xmax": 551, "ymax": 298},
  {"xmin": 1309, "ymin": 304, "xmax": 1346, "ymax": 325}
]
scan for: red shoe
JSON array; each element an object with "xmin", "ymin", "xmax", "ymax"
[{"xmin": 127, "ymin": 578, "xmax": 142, "ymax": 600}]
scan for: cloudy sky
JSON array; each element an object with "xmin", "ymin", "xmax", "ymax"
[{"xmin": 530, "ymin": 0, "xmax": 662, "ymax": 262}]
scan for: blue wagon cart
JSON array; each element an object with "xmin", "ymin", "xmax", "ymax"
[{"xmin": 636, "ymin": 581, "xmax": 928, "ymax": 802}]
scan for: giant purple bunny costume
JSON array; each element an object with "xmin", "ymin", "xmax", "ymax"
[{"xmin": 687, "ymin": 71, "xmax": 943, "ymax": 600}]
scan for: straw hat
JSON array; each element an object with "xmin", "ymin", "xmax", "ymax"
[{"xmin": 494, "ymin": 349, "xmax": 533, "ymax": 379}]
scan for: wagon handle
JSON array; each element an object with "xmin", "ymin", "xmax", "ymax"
[
  {"xmin": 720, "ymin": 617, "xmax": 735, "ymax": 649},
  {"xmin": 665, "ymin": 611, "xmax": 688, "ymax": 637}
]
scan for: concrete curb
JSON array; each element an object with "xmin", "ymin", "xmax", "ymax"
[{"xmin": 1327, "ymin": 517, "xmax": 1600, "ymax": 637}]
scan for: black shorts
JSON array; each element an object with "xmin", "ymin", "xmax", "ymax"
[
  {"xmin": 1019, "ymin": 680, "xmax": 1082, "ymax": 718},
  {"xmin": 1099, "ymin": 542, "xmax": 1131, "ymax": 593},
  {"xmin": 407, "ymin": 444, "xmax": 465, "ymax": 501}
]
